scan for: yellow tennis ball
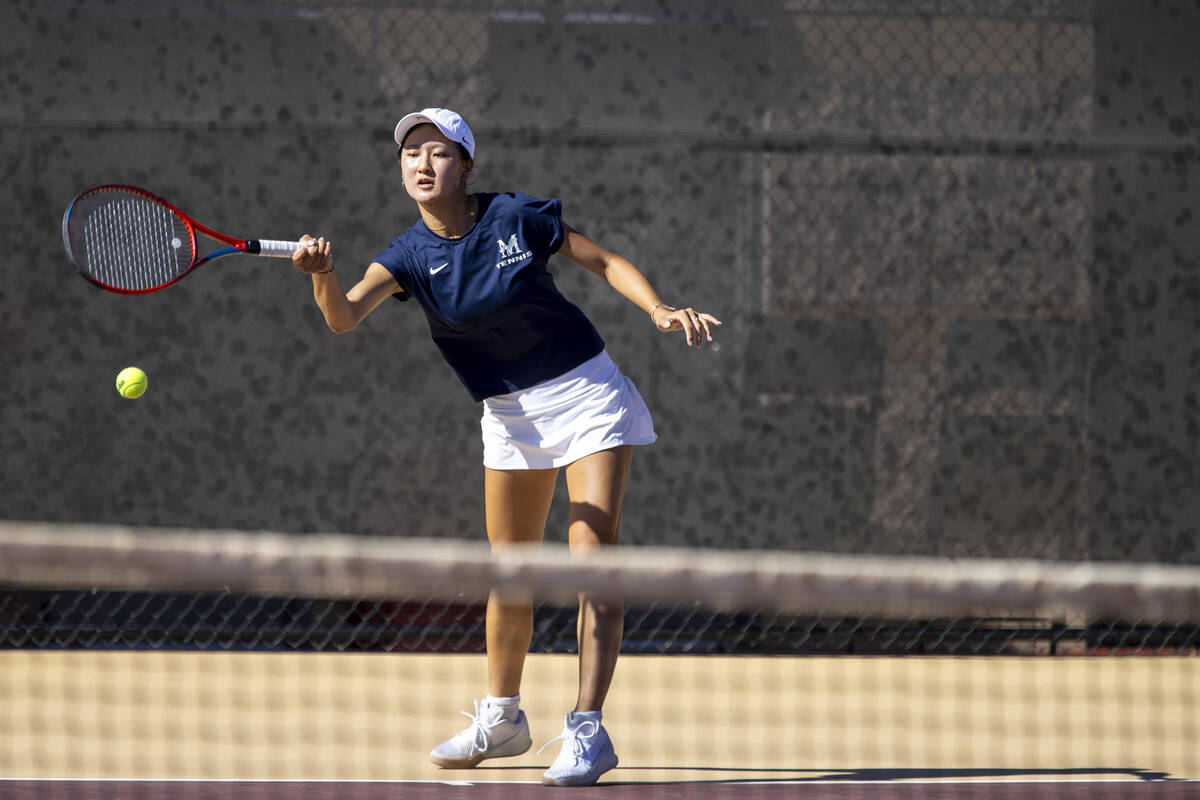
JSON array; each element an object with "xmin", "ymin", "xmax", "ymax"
[{"xmin": 115, "ymin": 366, "xmax": 148, "ymax": 399}]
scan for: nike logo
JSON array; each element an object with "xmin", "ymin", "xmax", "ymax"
[{"xmin": 430, "ymin": 263, "xmax": 448, "ymax": 275}]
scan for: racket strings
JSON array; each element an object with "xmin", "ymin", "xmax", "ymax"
[{"xmin": 70, "ymin": 192, "xmax": 193, "ymax": 291}]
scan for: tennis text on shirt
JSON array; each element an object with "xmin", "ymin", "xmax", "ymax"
[{"xmin": 373, "ymin": 193, "xmax": 605, "ymax": 401}]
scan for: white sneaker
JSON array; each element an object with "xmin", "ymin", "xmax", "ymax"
[
  {"xmin": 429, "ymin": 698, "xmax": 532, "ymax": 769},
  {"xmin": 540, "ymin": 712, "xmax": 619, "ymax": 787}
]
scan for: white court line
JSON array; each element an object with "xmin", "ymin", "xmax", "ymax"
[{"xmin": 2, "ymin": 778, "xmax": 1195, "ymax": 785}]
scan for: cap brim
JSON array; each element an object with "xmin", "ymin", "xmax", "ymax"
[{"xmin": 394, "ymin": 113, "xmax": 435, "ymax": 147}]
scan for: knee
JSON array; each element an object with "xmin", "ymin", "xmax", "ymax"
[{"xmin": 568, "ymin": 517, "xmax": 619, "ymax": 550}]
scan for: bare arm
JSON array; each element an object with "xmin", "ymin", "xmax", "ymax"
[
  {"xmin": 557, "ymin": 224, "xmax": 721, "ymax": 347},
  {"xmin": 292, "ymin": 236, "xmax": 403, "ymax": 333}
]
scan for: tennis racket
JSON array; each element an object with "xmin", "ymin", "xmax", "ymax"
[{"xmin": 62, "ymin": 184, "xmax": 304, "ymax": 294}]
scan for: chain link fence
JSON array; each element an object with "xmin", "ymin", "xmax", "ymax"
[{"xmin": 4, "ymin": 587, "xmax": 1198, "ymax": 655}]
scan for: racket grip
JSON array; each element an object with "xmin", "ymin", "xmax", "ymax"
[{"xmin": 250, "ymin": 239, "xmax": 304, "ymax": 257}]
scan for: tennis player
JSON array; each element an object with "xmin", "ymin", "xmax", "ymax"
[{"xmin": 292, "ymin": 107, "xmax": 719, "ymax": 787}]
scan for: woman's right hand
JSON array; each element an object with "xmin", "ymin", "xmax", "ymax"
[{"xmin": 292, "ymin": 235, "xmax": 334, "ymax": 275}]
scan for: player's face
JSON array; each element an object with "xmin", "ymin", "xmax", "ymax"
[{"xmin": 400, "ymin": 125, "xmax": 473, "ymax": 203}]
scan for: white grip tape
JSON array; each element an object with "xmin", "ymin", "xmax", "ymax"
[{"xmin": 255, "ymin": 239, "xmax": 303, "ymax": 257}]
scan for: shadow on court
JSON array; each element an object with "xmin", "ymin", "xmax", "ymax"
[
  {"xmin": 1, "ymin": 775, "xmax": 1196, "ymax": 800},
  {"xmin": 607, "ymin": 765, "xmax": 1178, "ymax": 782}
]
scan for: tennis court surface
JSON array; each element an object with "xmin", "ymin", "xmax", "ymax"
[{"xmin": 0, "ymin": 522, "xmax": 1196, "ymax": 799}]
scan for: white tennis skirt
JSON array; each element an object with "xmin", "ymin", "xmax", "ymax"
[{"xmin": 480, "ymin": 350, "xmax": 657, "ymax": 470}]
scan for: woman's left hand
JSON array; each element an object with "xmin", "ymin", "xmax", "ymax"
[{"xmin": 651, "ymin": 305, "xmax": 722, "ymax": 348}]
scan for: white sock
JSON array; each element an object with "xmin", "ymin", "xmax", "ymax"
[
  {"xmin": 572, "ymin": 709, "xmax": 602, "ymax": 723},
  {"xmin": 486, "ymin": 694, "xmax": 521, "ymax": 721}
]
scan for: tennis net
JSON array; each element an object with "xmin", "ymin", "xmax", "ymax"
[{"xmin": 0, "ymin": 520, "xmax": 1197, "ymax": 799}]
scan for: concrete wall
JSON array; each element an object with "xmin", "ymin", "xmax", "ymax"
[{"xmin": 2, "ymin": 1, "xmax": 1197, "ymax": 562}]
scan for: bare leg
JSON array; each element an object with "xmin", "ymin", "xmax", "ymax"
[
  {"xmin": 484, "ymin": 465, "xmax": 559, "ymax": 698},
  {"xmin": 563, "ymin": 445, "xmax": 633, "ymax": 713}
]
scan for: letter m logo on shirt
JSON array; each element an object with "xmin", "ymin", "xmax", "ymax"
[{"xmin": 497, "ymin": 234, "xmax": 521, "ymax": 258}]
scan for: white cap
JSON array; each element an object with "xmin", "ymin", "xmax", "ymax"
[{"xmin": 393, "ymin": 108, "xmax": 476, "ymax": 158}]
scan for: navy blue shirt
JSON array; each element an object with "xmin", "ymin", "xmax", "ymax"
[{"xmin": 374, "ymin": 192, "xmax": 605, "ymax": 401}]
